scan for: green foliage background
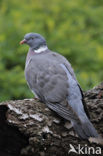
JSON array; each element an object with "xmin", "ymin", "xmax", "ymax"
[{"xmin": 0, "ymin": 0, "xmax": 103, "ymax": 102}]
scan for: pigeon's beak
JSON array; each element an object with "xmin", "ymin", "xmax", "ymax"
[{"xmin": 20, "ymin": 39, "xmax": 27, "ymax": 45}]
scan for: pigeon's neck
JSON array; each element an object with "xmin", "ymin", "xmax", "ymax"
[
  {"xmin": 32, "ymin": 46, "xmax": 48, "ymax": 53},
  {"xmin": 25, "ymin": 46, "xmax": 48, "ymax": 68}
]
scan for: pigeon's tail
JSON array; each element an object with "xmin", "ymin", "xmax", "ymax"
[{"xmin": 72, "ymin": 116, "xmax": 98, "ymax": 139}]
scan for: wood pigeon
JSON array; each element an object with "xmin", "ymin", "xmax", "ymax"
[{"xmin": 20, "ymin": 33, "xmax": 98, "ymax": 139}]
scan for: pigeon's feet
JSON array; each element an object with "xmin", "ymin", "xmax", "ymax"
[
  {"xmin": 64, "ymin": 121, "xmax": 73, "ymax": 130},
  {"xmin": 33, "ymin": 97, "xmax": 43, "ymax": 103},
  {"xmin": 34, "ymin": 97, "xmax": 38, "ymax": 101}
]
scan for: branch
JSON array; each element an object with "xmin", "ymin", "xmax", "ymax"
[{"xmin": 0, "ymin": 83, "xmax": 103, "ymax": 156}]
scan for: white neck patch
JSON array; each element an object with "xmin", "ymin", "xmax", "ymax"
[{"xmin": 34, "ymin": 46, "xmax": 48, "ymax": 53}]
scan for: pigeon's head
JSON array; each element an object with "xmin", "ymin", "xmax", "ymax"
[{"xmin": 20, "ymin": 33, "xmax": 47, "ymax": 50}]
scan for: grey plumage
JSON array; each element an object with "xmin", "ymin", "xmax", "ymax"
[{"xmin": 20, "ymin": 33, "xmax": 98, "ymax": 139}]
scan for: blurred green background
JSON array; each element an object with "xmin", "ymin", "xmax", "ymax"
[{"xmin": 0, "ymin": 0, "xmax": 103, "ymax": 102}]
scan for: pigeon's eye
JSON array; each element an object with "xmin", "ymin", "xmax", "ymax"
[{"xmin": 31, "ymin": 37, "xmax": 34, "ymax": 40}]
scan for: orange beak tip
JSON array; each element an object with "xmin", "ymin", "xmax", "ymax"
[{"xmin": 19, "ymin": 39, "xmax": 27, "ymax": 45}]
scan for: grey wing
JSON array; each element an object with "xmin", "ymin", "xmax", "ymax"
[
  {"xmin": 60, "ymin": 63, "xmax": 88, "ymax": 121},
  {"xmin": 36, "ymin": 63, "xmax": 81, "ymax": 123},
  {"xmin": 50, "ymin": 52, "xmax": 89, "ymax": 118},
  {"xmin": 42, "ymin": 62, "xmax": 88, "ymax": 123},
  {"xmin": 63, "ymin": 60, "xmax": 90, "ymax": 118}
]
